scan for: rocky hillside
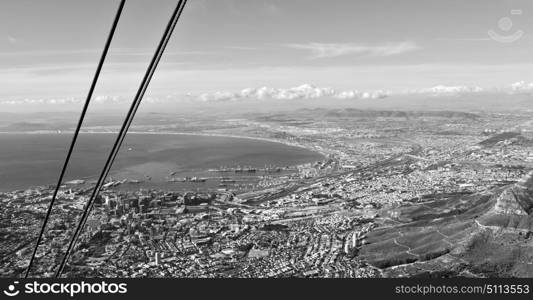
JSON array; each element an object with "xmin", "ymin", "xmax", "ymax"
[{"xmin": 359, "ymin": 172, "xmax": 533, "ymax": 277}]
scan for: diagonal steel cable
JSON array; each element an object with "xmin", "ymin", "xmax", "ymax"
[
  {"xmin": 55, "ymin": 0, "xmax": 188, "ymax": 278},
  {"xmin": 24, "ymin": 0, "xmax": 126, "ymax": 278}
]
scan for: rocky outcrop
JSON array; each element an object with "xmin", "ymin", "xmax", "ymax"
[{"xmin": 359, "ymin": 174, "xmax": 533, "ymax": 277}]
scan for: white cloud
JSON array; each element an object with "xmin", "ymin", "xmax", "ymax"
[
  {"xmin": 0, "ymin": 95, "xmax": 126, "ymax": 105},
  {"xmin": 405, "ymin": 85, "xmax": 484, "ymax": 95},
  {"xmin": 198, "ymin": 91, "xmax": 238, "ymax": 102},
  {"xmin": 510, "ymin": 81, "xmax": 533, "ymax": 92},
  {"xmin": 197, "ymin": 84, "xmax": 389, "ymax": 102},
  {"xmin": 285, "ymin": 42, "xmax": 420, "ymax": 59},
  {"xmin": 196, "ymin": 84, "xmax": 487, "ymax": 102},
  {"xmin": 0, "ymin": 97, "xmax": 81, "ymax": 105},
  {"xmin": 0, "ymin": 94, "xmax": 178, "ymax": 107},
  {"xmin": 8, "ymin": 81, "xmax": 533, "ymax": 107},
  {"xmin": 335, "ymin": 90, "xmax": 389, "ymax": 100},
  {"xmin": 94, "ymin": 95, "xmax": 122, "ymax": 103}
]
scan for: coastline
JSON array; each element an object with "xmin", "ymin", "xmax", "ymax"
[
  {"xmin": 0, "ymin": 131, "xmax": 326, "ymax": 193},
  {"xmin": 0, "ymin": 130, "xmax": 328, "ymax": 158}
]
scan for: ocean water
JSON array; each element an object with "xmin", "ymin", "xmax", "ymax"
[{"xmin": 0, "ymin": 133, "xmax": 323, "ymax": 192}]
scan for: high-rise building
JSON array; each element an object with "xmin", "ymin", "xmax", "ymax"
[{"xmin": 155, "ymin": 252, "xmax": 160, "ymax": 266}]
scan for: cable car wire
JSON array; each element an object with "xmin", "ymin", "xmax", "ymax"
[
  {"xmin": 55, "ymin": 0, "xmax": 188, "ymax": 277},
  {"xmin": 24, "ymin": 0, "xmax": 126, "ymax": 278}
]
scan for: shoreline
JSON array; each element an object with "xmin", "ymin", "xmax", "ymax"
[
  {"xmin": 0, "ymin": 130, "xmax": 328, "ymax": 158},
  {"xmin": 0, "ymin": 131, "xmax": 326, "ymax": 193}
]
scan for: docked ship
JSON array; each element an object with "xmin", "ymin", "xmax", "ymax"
[{"xmin": 168, "ymin": 176, "xmax": 207, "ymax": 183}]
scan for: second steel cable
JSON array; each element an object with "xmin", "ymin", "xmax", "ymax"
[
  {"xmin": 55, "ymin": 0, "xmax": 188, "ymax": 277},
  {"xmin": 24, "ymin": 0, "xmax": 126, "ymax": 278}
]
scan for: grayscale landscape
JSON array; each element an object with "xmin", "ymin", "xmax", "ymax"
[{"xmin": 2, "ymin": 0, "xmax": 533, "ymax": 278}]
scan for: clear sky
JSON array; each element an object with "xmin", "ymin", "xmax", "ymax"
[{"xmin": 2, "ymin": 0, "xmax": 533, "ymax": 110}]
